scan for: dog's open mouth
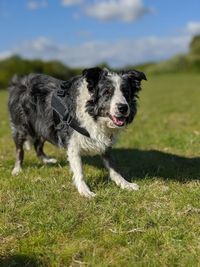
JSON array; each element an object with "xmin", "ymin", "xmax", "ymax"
[{"xmin": 108, "ymin": 114, "xmax": 126, "ymax": 127}]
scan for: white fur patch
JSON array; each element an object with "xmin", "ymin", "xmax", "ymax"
[
  {"xmin": 12, "ymin": 165, "xmax": 22, "ymax": 176},
  {"xmin": 42, "ymin": 157, "xmax": 57, "ymax": 164},
  {"xmin": 109, "ymin": 169, "xmax": 139, "ymax": 191},
  {"xmin": 24, "ymin": 140, "xmax": 31, "ymax": 151},
  {"xmin": 67, "ymin": 137, "xmax": 96, "ymax": 198},
  {"xmin": 73, "ymin": 79, "xmax": 119, "ymax": 155},
  {"xmin": 109, "ymin": 74, "xmax": 129, "ymax": 117},
  {"xmin": 104, "ymin": 160, "xmax": 139, "ymax": 191}
]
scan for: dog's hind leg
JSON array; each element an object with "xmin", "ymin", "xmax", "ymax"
[
  {"xmin": 34, "ymin": 138, "xmax": 57, "ymax": 164},
  {"xmin": 24, "ymin": 140, "xmax": 32, "ymax": 151},
  {"xmin": 12, "ymin": 132, "xmax": 25, "ymax": 175},
  {"xmin": 102, "ymin": 150, "xmax": 139, "ymax": 191},
  {"xmin": 67, "ymin": 141, "xmax": 96, "ymax": 198}
]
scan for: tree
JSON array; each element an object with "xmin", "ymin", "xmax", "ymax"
[{"xmin": 189, "ymin": 35, "xmax": 200, "ymax": 55}]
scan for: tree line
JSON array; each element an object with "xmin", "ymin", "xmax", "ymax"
[{"xmin": 0, "ymin": 55, "xmax": 83, "ymax": 89}]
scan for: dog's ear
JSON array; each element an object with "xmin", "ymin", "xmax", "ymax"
[
  {"xmin": 122, "ymin": 69, "xmax": 147, "ymax": 91},
  {"xmin": 82, "ymin": 67, "xmax": 105, "ymax": 92},
  {"xmin": 122, "ymin": 69, "xmax": 147, "ymax": 81}
]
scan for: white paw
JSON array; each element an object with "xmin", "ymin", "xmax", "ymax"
[
  {"xmin": 120, "ymin": 181, "xmax": 139, "ymax": 191},
  {"xmin": 77, "ymin": 182, "xmax": 96, "ymax": 199},
  {"xmin": 42, "ymin": 157, "xmax": 57, "ymax": 164},
  {"xmin": 12, "ymin": 166, "xmax": 22, "ymax": 176}
]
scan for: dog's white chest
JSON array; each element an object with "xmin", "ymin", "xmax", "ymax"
[{"xmin": 73, "ymin": 132, "xmax": 114, "ymax": 155}]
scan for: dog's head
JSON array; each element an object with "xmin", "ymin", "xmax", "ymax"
[{"xmin": 83, "ymin": 67, "xmax": 146, "ymax": 128}]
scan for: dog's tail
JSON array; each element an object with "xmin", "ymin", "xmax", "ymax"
[
  {"xmin": 9, "ymin": 74, "xmax": 21, "ymax": 88},
  {"xmin": 9, "ymin": 75, "xmax": 19, "ymax": 92},
  {"xmin": 8, "ymin": 74, "xmax": 28, "ymax": 95}
]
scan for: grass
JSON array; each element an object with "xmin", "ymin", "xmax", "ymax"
[{"xmin": 0, "ymin": 73, "xmax": 200, "ymax": 267}]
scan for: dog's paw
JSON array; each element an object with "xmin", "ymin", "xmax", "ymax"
[
  {"xmin": 77, "ymin": 182, "xmax": 96, "ymax": 199},
  {"xmin": 12, "ymin": 166, "xmax": 22, "ymax": 176},
  {"xmin": 42, "ymin": 157, "xmax": 57, "ymax": 164},
  {"xmin": 121, "ymin": 182, "xmax": 139, "ymax": 191},
  {"xmin": 111, "ymin": 173, "xmax": 139, "ymax": 191}
]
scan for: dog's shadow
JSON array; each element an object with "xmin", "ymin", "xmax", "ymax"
[
  {"xmin": 28, "ymin": 148, "xmax": 200, "ymax": 183},
  {"xmin": 0, "ymin": 254, "xmax": 46, "ymax": 267},
  {"xmin": 83, "ymin": 148, "xmax": 200, "ymax": 182}
]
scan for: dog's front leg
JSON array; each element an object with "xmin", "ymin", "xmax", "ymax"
[
  {"xmin": 67, "ymin": 142, "xmax": 96, "ymax": 198},
  {"xmin": 102, "ymin": 149, "xmax": 139, "ymax": 191}
]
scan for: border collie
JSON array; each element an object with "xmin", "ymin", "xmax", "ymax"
[{"xmin": 8, "ymin": 67, "xmax": 146, "ymax": 198}]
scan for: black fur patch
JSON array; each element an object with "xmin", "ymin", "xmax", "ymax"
[{"xmin": 8, "ymin": 74, "xmax": 80, "ymax": 147}]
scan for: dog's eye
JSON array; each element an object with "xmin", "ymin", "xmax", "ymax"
[{"xmin": 104, "ymin": 90, "xmax": 112, "ymax": 97}]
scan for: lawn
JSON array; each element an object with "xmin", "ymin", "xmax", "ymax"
[{"xmin": 0, "ymin": 73, "xmax": 200, "ymax": 267}]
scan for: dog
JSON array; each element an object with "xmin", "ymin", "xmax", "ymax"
[{"xmin": 8, "ymin": 67, "xmax": 146, "ymax": 198}]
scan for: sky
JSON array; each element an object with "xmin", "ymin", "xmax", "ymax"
[{"xmin": 1, "ymin": 0, "xmax": 200, "ymax": 67}]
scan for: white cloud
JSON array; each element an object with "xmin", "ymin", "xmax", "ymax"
[
  {"xmin": 85, "ymin": 0, "xmax": 152, "ymax": 22},
  {"xmin": 184, "ymin": 21, "xmax": 200, "ymax": 35},
  {"xmin": 61, "ymin": 0, "xmax": 83, "ymax": 6},
  {"xmin": 0, "ymin": 51, "xmax": 12, "ymax": 60},
  {"xmin": 27, "ymin": 0, "xmax": 48, "ymax": 10},
  {"xmin": 1, "ymin": 21, "xmax": 199, "ymax": 68},
  {"xmin": 1, "ymin": 35, "xmax": 189, "ymax": 68}
]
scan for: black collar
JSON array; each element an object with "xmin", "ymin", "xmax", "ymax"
[{"xmin": 51, "ymin": 89, "xmax": 90, "ymax": 138}]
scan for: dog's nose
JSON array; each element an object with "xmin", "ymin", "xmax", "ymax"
[{"xmin": 117, "ymin": 103, "xmax": 128, "ymax": 115}]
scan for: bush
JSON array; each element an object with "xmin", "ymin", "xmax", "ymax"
[
  {"xmin": 0, "ymin": 55, "xmax": 82, "ymax": 90},
  {"xmin": 189, "ymin": 35, "xmax": 200, "ymax": 55}
]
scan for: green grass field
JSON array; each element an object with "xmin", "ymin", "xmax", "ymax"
[{"xmin": 0, "ymin": 74, "xmax": 200, "ymax": 267}]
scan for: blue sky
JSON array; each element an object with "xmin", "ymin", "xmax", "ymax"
[{"xmin": 1, "ymin": 0, "xmax": 200, "ymax": 67}]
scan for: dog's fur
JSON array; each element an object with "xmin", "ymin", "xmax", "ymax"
[{"xmin": 8, "ymin": 67, "xmax": 146, "ymax": 198}]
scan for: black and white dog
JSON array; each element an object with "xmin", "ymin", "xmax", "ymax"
[{"xmin": 8, "ymin": 67, "xmax": 146, "ymax": 198}]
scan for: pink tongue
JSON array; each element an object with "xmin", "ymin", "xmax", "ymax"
[{"xmin": 112, "ymin": 116, "xmax": 125, "ymax": 126}]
